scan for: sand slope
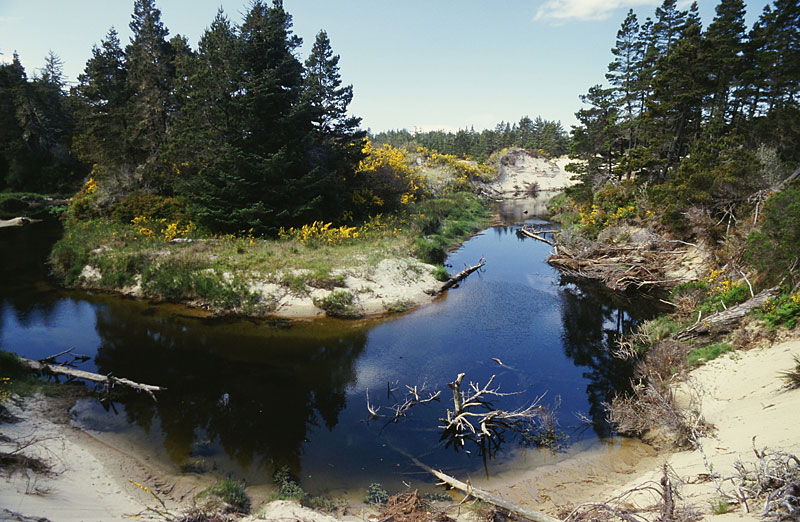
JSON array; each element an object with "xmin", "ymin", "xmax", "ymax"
[{"xmin": 606, "ymin": 337, "xmax": 800, "ymax": 519}]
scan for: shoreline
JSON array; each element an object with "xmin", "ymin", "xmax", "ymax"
[{"xmin": 3, "ymin": 333, "xmax": 797, "ymax": 520}]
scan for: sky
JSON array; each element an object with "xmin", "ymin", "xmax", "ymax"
[{"xmin": 0, "ymin": 0, "xmax": 772, "ymax": 133}]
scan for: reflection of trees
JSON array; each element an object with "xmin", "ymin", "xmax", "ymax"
[
  {"xmin": 0, "ymin": 223, "xmax": 65, "ymax": 329},
  {"xmin": 558, "ymin": 278, "xmax": 658, "ymax": 437},
  {"xmin": 93, "ymin": 305, "xmax": 366, "ymax": 474}
]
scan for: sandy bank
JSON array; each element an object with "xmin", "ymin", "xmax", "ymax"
[{"xmin": 466, "ymin": 334, "xmax": 800, "ymax": 519}]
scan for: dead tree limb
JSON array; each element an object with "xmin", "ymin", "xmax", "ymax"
[
  {"xmin": 437, "ymin": 257, "xmax": 485, "ymax": 295},
  {"xmin": 677, "ymin": 286, "xmax": 778, "ymax": 339},
  {"xmin": 427, "ymin": 465, "xmax": 561, "ymax": 522},
  {"xmin": 519, "ymin": 228, "xmax": 556, "ymax": 247},
  {"xmin": 441, "ymin": 373, "xmax": 542, "ymax": 446},
  {"xmin": 17, "ymin": 356, "xmax": 165, "ymax": 401}
]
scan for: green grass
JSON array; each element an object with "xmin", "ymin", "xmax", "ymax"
[
  {"xmin": 699, "ymin": 283, "xmax": 750, "ymax": 315},
  {"xmin": 198, "ymin": 479, "xmax": 250, "ymax": 513},
  {"xmin": 48, "ymin": 190, "xmax": 489, "ymax": 317},
  {"xmin": 688, "ymin": 343, "xmax": 733, "ymax": 366},
  {"xmin": 0, "ymin": 350, "xmax": 70, "ymax": 398},
  {"xmin": 710, "ymin": 498, "xmax": 730, "ymax": 515},
  {"xmin": 431, "ymin": 264, "xmax": 450, "ymax": 282},
  {"xmin": 313, "ymin": 290, "xmax": 359, "ymax": 318},
  {"xmin": 779, "ymin": 355, "xmax": 800, "ymax": 389}
]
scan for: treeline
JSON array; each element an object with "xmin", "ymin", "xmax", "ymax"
[
  {"xmin": 0, "ymin": 52, "xmax": 85, "ymax": 192},
  {"xmin": 71, "ymin": 0, "xmax": 366, "ymax": 235},
  {"xmin": 569, "ymin": 0, "xmax": 799, "ymax": 230},
  {"xmin": 3, "ymin": 0, "xmax": 367, "ymax": 235},
  {"xmin": 372, "ymin": 116, "xmax": 570, "ymax": 161}
]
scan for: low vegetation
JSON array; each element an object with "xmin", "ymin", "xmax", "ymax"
[{"xmin": 49, "ymin": 143, "xmax": 491, "ymax": 317}]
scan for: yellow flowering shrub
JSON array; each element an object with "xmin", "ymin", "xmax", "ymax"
[
  {"xmin": 415, "ymin": 146, "xmax": 495, "ymax": 188},
  {"xmin": 1, "ymin": 377, "xmax": 11, "ymax": 403},
  {"xmin": 131, "ymin": 216, "xmax": 196, "ymax": 241},
  {"xmin": 279, "ymin": 221, "xmax": 359, "ymax": 245},
  {"xmin": 355, "ymin": 140, "xmax": 426, "ymax": 211}
]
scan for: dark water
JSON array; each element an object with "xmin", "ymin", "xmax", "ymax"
[{"xmin": 0, "ymin": 214, "xmax": 658, "ymax": 495}]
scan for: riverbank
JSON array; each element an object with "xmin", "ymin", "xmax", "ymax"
[
  {"xmin": 2, "ymin": 332, "xmax": 797, "ymax": 521},
  {"xmin": 45, "ymin": 150, "xmax": 576, "ymax": 321}
]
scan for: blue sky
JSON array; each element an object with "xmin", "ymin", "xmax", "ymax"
[{"xmin": 0, "ymin": 0, "xmax": 771, "ymax": 132}]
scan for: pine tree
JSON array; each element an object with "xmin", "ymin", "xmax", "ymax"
[
  {"xmin": 302, "ymin": 30, "xmax": 366, "ymax": 218},
  {"xmin": 704, "ymin": 0, "xmax": 747, "ymax": 128},
  {"xmin": 606, "ymin": 9, "xmax": 643, "ymax": 178},
  {"xmin": 72, "ymin": 28, "xmax": 132, "ymax": 169},
  {"xmin": 125, "ymin": 0, "xmax": 175, "ymax": 174},
  {"xmin": 571, "ymin": 85, "xmax": 621, "ymax": 186}
]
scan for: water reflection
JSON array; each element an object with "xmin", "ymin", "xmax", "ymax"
[
  {"xmin": 92, "ymin": 306, "xmax": 367, "ymax": 474},
  {"xmin": 1, "ymin": 219, "xmax": 660, "ymax": 493},
  {"xmin": 557, "ymin": 280, "xmax": 647, "ymax": 437}
]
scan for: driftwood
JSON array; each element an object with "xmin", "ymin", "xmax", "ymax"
[
  {"xmin": 0, "ymin": 217, "xmax": 39, "ymax": 229},
  {"xmin": 519, "ymin": 228, "xmax": 556, "ymax": 247},
  {"xmin": 547, "ymin": 242, "xmax": 689, "ymax": 293},
  {"xmin": 407, "ymin": 454, "xmax": 560, "ymax": 522},
  {"xmin": 440, "ymin": 373, "xmax": 543, "ymax": 448},
  {"xmin": 677, "ymin": 286, "xmax": 779, "ymax": 339},
  {"xmin": 18, "ymin": 356, "xmax": 165, "ymax": 401},
  {"xmin": 437, "ymin": 257, "xmax": 485, "ymax": 295}
]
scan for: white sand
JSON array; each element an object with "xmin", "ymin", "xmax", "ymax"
[
  {"xmin": 485, "ymin": 149, "xmax": 577, "ymax": 199},
  {"xmin": 0, "ymin": 397, "xmax": 161, "ymax": 522}
]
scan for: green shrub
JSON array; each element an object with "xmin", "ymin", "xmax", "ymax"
[
  {"xmin": 272, "ymin": 467, "xmax": 305, "ymax": 500},
  {"xmin": 670, "ymin": 281, "xmax": 709, "ymax": 300},
  {"xmin": 415, "ymin": 238, "xmax": 446, "ymax": 264},
  {"xmin": 431, "ymin": 265, "xmax": 450, "ymax": 282},
  {"xmin": 111, "ymin": 192, "xmax": 190, "ymax": 225},
  {"xmin": 365, "ymin": 483, "xmax": 389, "ymax": 506},
  {"xmin": 313, "ymin": 290, "xmax": 359, "ymax": 318},
  {"xmin": 699, "ymin": 283, "xmax": 750, "ymax": 315},
  {"xmin": 745, "ymin": 185, "xmax": 800, "ymax": 286},
  {"xmin": 758, "ymin": 291, "xmax": 800, "ymax": 329},
  {"xmin": 688, "ymin": 343, "xmax": 733, "ymax": 366},
  {"xmin": 200, "ymin": 479, "xmax": 250, "ymax": 513},
  {"xmin": 49, "ymin": 232, "xmax": 91, "ymax": 286}
]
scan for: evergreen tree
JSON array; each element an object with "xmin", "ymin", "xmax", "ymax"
[
  {"xmin": 125, "ymin": 0, "xmax": 175, "ymax": 178},
  {"xmin": 302, "ymin": 30, "xmax": 366, "ymax": 217},
  {"xmin": 571, "ymin": 85, "xmax": 621, "ymax": 186},
  {"xmin": 72, "ymin": 28, "xmax": 132, "ymax": 169},
  {"xmin": 606, "ymin": 9, "xmax": 643, "ymax": 178},
  {"xmin": 0, "ymin": 54, "xmax": 29, "ymax": 190},
  {"xmin": 704, "ymin": 0, "xmax": 747, "ymax": 128}
]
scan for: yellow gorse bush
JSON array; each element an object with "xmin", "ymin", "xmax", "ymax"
[
  {"xmin": 415, "ymin": 146, "xmax": 495, "ymax": 184},
  {"xmin": 1, "ymin": 377, "xmax": 11, "ymax": 402},
  {"xmin": 280, "ymin": 214, "xmax": 406, "ymax": 245},
  {"xmin": 279, "ymin": 221, "xmax": 359, "ymax": 245},
  {"xmin": 131, "ymin": 216, "xmax": 195, "ymax": 241},
  {"xmin": 356, "ymin": 140, "xmax": 426, "ymax": 206}
]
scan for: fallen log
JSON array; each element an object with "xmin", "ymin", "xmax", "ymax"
[
  {"xmin": 519, "ymin": 228, "xmax": 556, "ymax": 247},
  {"xmin": 437, "ymin": 257, "xmax": 485, "ymax": 295},
  {"xmin": 17, "ymin": 356, "xmax": 165, "ymax": 401},
  {"xmin": 0, "ymin": 217, "xmax": 39, "ymax": 229},
  {"xmin": 411, "ymin": 456, "xmax": 560, "ymax": 522},
  {"xmin": 677, "ymin": 286, "xmax": 778, "ymax": 340}
]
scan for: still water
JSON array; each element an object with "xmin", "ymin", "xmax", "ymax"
[{"xmin": 0, "ymin": 210, "xmax": 657, "ymax": 495}]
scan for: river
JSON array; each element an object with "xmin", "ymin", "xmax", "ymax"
[{"xmin": 0, "ymin": 205, "xmax": 658, "ymax": 498}]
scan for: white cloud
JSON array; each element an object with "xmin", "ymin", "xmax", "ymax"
[
  {"xmin": 0, "ymin": 16, "xmax": 23, "ymax": 24},
  {"xmin": 534, "ymin": 0, "xmax": 658, "ymax": 22}
]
